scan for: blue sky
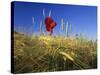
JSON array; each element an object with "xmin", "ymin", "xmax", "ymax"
[{"xmin": 13, "ymin": 1, "xmax": 97, "ymax": 40}]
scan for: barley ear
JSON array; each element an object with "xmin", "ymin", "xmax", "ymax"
[
  {"xmin": 40, "ymin": 20, "xmax": 42, "ymax": 33},
  {"xmin": 32, "ymin": 17, "xmax": 34, "ymax": 26},
  {"xmin": 43, "ymin": 8, "xmax": 45, "ymax": 19},
  {"xmin": 66, "ymin": 21, "xmax": 69, "ymax": 37},
  {"xmin": 49, "ymin": 10, "xmax": 51, "ymax": 17},
  {"xmin": 61, "ymin": 18, "xmax": 64, "ymax": 32}
]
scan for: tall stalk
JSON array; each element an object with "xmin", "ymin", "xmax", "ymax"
[
  {"xmin": 40, "ymin": 20, "xmax": 42, "ymax": 33},
  {"xmin": 61, "ymin": 18, "xmax": 64, "ymax": 32},
  {"xmin": 66, "ymin": 21, "xmax": 69, "ymax": 37}
]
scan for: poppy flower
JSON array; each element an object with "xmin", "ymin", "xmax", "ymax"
[{"xmin": 45, "ymin": 16, "xmax": 57, "ymax": 35}]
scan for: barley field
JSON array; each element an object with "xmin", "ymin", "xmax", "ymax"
[{"xmin": 13, "ymin": 31, "xmax": 97, "ymax": 73}]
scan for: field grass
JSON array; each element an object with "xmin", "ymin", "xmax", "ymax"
[{"xmin": 13, "ymin": 32, "xmax": 97, "ymax": 73}]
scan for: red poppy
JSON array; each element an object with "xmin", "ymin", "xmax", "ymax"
[{"xmin": 45, "ymin": 16, "xmax": 57, "ymax": 35}]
